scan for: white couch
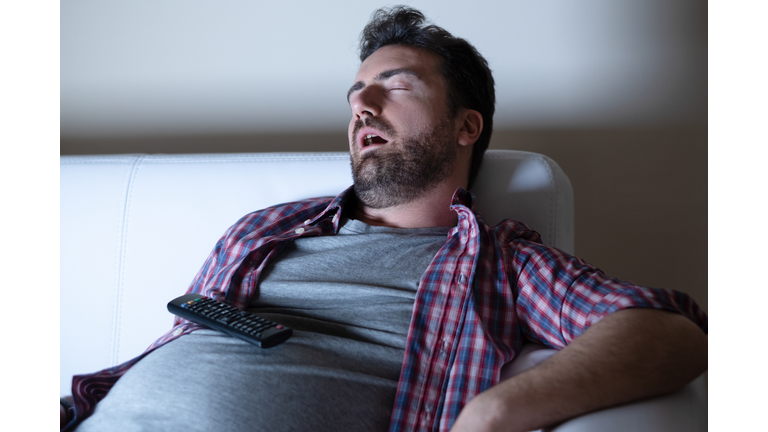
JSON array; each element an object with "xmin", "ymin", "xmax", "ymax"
[{"xmin": 60, "ymin": 150, "xmax": 705, "ymax": 431}]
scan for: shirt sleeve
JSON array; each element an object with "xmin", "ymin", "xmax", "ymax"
[{"xmin": 509, "ymin": 239, "xmax": 707, "ymax": 349}]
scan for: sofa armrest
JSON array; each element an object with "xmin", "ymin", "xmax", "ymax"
[{"xmin": 499, "ymin": 343, "xmax": 707, "ymax": 432}]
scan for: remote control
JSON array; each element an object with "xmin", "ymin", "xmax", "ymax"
[{"xmin": 167, "ymin": 293, "xmax": 292, "ymax": 348}]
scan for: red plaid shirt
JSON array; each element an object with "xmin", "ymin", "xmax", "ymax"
[{"xmin": 65, "ymin": 187, "xmax": 707, "ymax": 431}]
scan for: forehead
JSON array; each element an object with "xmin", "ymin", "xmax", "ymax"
[{"xmin": 354, "ymin": 45, "xmax": 444, "ymax": 83}]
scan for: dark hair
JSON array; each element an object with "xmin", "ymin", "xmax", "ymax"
[{"xmin": 359, "ymin": 6, "xmax": 495, "ymax": 190}]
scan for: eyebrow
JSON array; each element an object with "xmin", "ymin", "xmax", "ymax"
[{"xmin": 346, "ymin": 68, "xmax": 421, "ymax": 102}]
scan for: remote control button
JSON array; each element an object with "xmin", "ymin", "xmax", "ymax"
[{"xmin": 169, "ymin": 294, "xmax": 291, "ymax": 348}]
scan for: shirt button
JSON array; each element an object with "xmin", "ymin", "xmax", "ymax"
[
  {"xmin": 295, "ymin": 227, "xmax": 305, "ymax": 234},
  {"xmin": 173, "ymin": 328, "xmax": 183, "ymax": 336},
  {"xmin": 458, "ymin": 274, "xmax": 467, "ymax": 284},
  {"xmin": 304, "ymin": 219, "xmax": 311, "ymax": 225}
]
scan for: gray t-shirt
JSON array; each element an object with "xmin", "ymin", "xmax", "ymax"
[{"xmin": 76, "ymin": 218, "xmax": 449, "ymax": 432}]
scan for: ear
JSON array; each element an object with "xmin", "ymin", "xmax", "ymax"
[{"xmin": 456, "ymin": 109, "xmax": 483, "ymax": 148}]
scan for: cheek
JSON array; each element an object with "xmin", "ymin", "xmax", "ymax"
[
  {"xmin": 347, "ymin": 120, "xmax": 356, "ymax": 144},
  {"xmin": 395, "ymin": 103, "xmax": 437, "ymax": 129},
  {"xmin": 400, "ymin": 113, "xmax": 433, "ymax": 136}
]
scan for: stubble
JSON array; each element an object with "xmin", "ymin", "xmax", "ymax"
[{"xmin": 350, "ymin": 116, "xmax": 457, "ymax": 209}]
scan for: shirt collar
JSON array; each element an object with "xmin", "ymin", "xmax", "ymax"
[
  {"xmin": 302, "ymin": 186, "xmax": 357, "ymax": 232},
  {"xmin": 311, "ymin": 186, "xmax": 477, "ymax": 232},
  {"xmin": 450, "ymin": 187, "xmax": 476, "ymax": 211}
]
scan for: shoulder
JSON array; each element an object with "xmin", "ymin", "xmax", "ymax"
[
  {"xmin": 483, "ymin": 217, "xmax": 588, "ymax": 269},
  {"xmin": 486, "ymin": 217, "xmax": 543, "ymax": 244}
]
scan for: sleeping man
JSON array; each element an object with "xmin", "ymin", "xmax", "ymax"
[{"xmin": 61, "ymin": 6, "xmax": 707, "ymax": 432}]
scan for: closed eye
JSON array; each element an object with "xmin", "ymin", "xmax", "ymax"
[
  {"xmin": 347, "ymin": 68, "xmax": 421, "ymax": 102},
  {"xmin": 388, "ymin": 83, "xmax": 411, "ymax": 92}
]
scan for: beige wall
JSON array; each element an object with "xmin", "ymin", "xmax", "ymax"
[{"xmin": 61, "ymin": 126, "xmax": 707, "ymax": 312}]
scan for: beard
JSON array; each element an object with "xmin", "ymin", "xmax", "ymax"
[{"xmin": 350, "ymin": 116, "xmax": 457, "ymax": 209}]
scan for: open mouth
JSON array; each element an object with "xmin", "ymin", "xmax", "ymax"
[{"xmin": 363, "ymin": 134, "xmax": 389, "ymax": 147}]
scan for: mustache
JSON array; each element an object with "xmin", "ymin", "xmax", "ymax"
[{"xmin": 351, "ymin": 117, "xmax": 397, "ymax": 143}]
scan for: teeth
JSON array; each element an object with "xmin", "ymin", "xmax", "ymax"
[{"xmin": 363, "ymin": 134, "xmax": 377, "ymax": 147}]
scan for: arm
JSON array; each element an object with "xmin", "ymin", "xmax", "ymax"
[
  {"xmin": 450, "ymin": 308, "xmax": 707, "ymax": 432},
  {"xmin": 60, "ymin": 396, "xmax": 74, "ymax": 430}
]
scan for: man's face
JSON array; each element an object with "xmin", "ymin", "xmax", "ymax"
[{"xmin": 347, "ymin": 44, "xmax": 458, "ymax": 209}]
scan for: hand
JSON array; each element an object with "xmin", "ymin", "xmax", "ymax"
[
  {"xmin": 60, "ymin": 403, "xmax": 66, "ymax": 428},
  {"xmin": 451, "ymin": 309, "xmax": 707, "ymax": 432},
  {"xmin": 450, "ymin": 389, "xmax": 515, "ymax": 432},
  {"xmin": 60, "ymin": 396, "xmax": 74, "ymax": 429}
]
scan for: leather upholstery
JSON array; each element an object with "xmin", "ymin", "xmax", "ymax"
[{"xmin": 60, "ymin": 150, "xmax": 704, "ymax": 431}]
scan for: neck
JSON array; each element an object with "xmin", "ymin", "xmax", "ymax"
[{"xmin": 353, "ymin": 182, "xmax": 461, "ymax": 229}]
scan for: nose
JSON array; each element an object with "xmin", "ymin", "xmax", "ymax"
[{"xmin": 350, "ymin": 85, "xmax": 383, "ymax": 120}]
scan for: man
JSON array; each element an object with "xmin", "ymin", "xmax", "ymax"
[{"xmin": 62, "ymin": 6, "xmax": 707, "ymax": 432}]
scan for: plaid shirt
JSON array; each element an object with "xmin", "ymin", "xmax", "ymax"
[{"xmin": 65, "ymin": 187, "xmax": 707, "ymax": 431}]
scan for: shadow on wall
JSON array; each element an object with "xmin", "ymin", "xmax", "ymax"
[{"xmin": 60, "ymin": 126, "xmax": 707, "ymax": 313}]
